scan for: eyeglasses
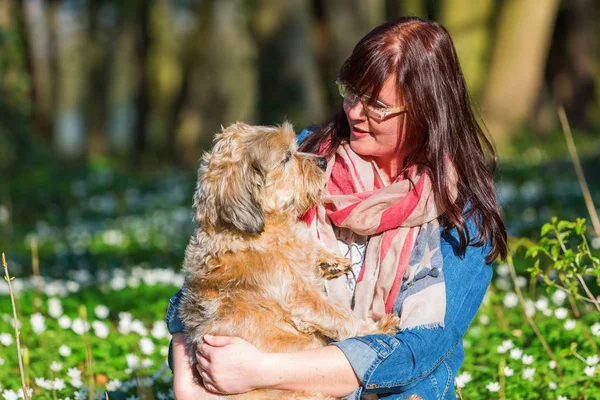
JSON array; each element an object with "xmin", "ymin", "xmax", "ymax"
[{"xmin": 336, "ymin": 79, "xmax": 408, "ymax": 122}]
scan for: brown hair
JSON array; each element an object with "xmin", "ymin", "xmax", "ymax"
[{"xmin": 300, "ymin": 16, "xmax": 507, "ymax": 263}]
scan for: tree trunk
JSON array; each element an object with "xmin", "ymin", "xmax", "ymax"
[
  {"xmin": 133, "ymin": 0, "xmax": 152, "ymax": 165},
  {"xmin": 253, "ymin": 0, "xmax": 326, "ymax": 127},
  {"xmin": 481, "ymin": 0, "xmax": 560, "ymax": 149},
  {"xmin": 386, "ymin": 0, "xmax": 427, "ymax": 19},
  {"xmin": 441, "ymin": 0, "xmax": 494, "ymax": 101},
  {"xmin": 53, "ymin": 0, "xmax": 88, "ymax": 159}
]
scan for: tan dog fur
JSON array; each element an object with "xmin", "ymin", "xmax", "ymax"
[{"xmin": 179, "ymin": 122, "xmax": 400, "ymax": 399}]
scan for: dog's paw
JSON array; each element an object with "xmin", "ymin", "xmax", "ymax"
[
  {"xmin": 319, "ymin": 256, "xmax": 352, "ymax": 279},
  {"xmin": 376, "ymin": 313, "xmax": 401, "ymax": 334}
]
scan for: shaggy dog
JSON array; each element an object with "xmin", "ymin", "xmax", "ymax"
[{"xmin": 179, "ymin": 122, "xmax": 400, "ymax": 399}]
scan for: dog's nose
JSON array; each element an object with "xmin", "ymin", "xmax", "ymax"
[{"xmin": 316, "ymin": 157, "xmax": 327, "ymax": 171}]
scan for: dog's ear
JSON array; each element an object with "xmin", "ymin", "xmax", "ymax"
[{"xmin": 194, "ymin": 124, "xmax": 265, "ymax": 234}]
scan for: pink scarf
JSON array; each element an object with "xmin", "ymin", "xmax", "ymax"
[{"xmin": 304, "ymin": 143, "xmax": 452, "ymax": 329}]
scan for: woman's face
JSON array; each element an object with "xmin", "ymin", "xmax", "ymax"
[{"xmin": 343, "ymin": 75, "xmax": 410, "ymax": 166}]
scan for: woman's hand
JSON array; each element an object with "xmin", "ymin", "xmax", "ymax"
[{"xmin": 196, "ymin": 335, "xmax": 276, "ymax": 394}]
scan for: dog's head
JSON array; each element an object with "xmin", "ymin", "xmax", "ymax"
[{"xmin": 194, "ymin": 122, "xmax": 327, "ymax": 235}]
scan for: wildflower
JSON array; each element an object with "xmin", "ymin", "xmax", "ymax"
[
  {"xmin": 94, "ymin": 305, "xmax": 109, "ymax": 319},
  {"xmin": 48, "ymin": 298, "xmax": 63, "ymax": 318},
  {"xmin": 510, "ymin": 348, "xmax": 523, "ymax": 360},
  {"xmin": 0, "ymin": 357, "xmax": 4, "ymax": 365},
  {"xmin": 130, "ymin": 319, "xmax": 148, "ymax": 336},
  {"xmin": 522, "ymin": 367, "xmax": 536, "ymax": 381},
  {"xmin": 106, "ymin": 379, "xmax": 122, "ymax": 391},
  {"xmin": 35, "ymin": 377, "xmax": 53, "ymax": 390},
  {"xmin": 535, "ymin": 296, "xmax": 549, "ymax": 311},
  {"xmin": 592, "ymin": 323, "xmax": 600, "ymax": 337},
  {"xmin": 503, "ymin": 366, "xmax": 514, "ymax": 377},
  {"xmin": 71, "ymin": 318, "xmax": 90, "ymax": 335},
  {"xmin": 524, "ymin": 299, "xmax": 536, "ymax": 317},
  {"xmin": 564, "ymin": 319, "xmax": 576, "ymax": 330},
  {"xmin": 0, "ymin": 333, "xmax": 11, "ymax": 346},
  {"xmin": 515, "ymin": 276, "xmax": 527, "ymax": 288},
  {"xmin": 16, "ymin": 387, "xmax": 33, "ymax": 399},
  {"xmin": 496, "ymin": 278, "xmax": 511, "ymax": 291},
  {"xmin": 543, "ymin": 308, "xmax": 552, "ymax": 317},
  {"xmin": 549, "ymin": 381, "xmax": 557, "ymax": 390},
  {"xmin": 152, "ymin": 320, "xmax": 169, "ymax": 339},
  {"xmin": 58, "ymin": 315, "xmax": 72, "ymax": 329},
  {"xmin": 496, "ymin": 263, "xmax": 510, "ymax": 277},
  {"xmin": 554, "ymin": 307, "xmax": 568, "ymax": 320},
  {"xmin": 522, "ymin": 354, "xmax": 534, "ymax": 365},
  {"xmin": 30, "ymin": 313, "xmax": 46, "ymax": 334},
  {"xmin": 586, "ymin": 355, "xmax": 599, "ymax": 366},
  {"xmin": 584, "ymin": 366, "xmax": 596, "ymax": 377},
  {"xmin": 140, "ymin": 338, "xmax": 155, "ymax": 355},
  {"xmin": 50, "ymin": 361, "xmax": 63, "ymax": 372},
  {"xmin": 126, "ymin": 354, "xmax": 140, "ymax": 370},
  {"xmin": 2, "ymin": 389, "xmax": 18, "ymax": 400},
  {"xmin": 67, "ymin": 367, "xmax": 82, "ymax": 381},
  {"xmin": 503, "ymin": 292, "xmax": 518, "ymax": 308},
  {"xmin": 486, "ymin": 382, "xmax": 500, "ymax": 392},
  {"xmin": 53, "ymin": 378, "xmax": 66, "ymax": 391},
  {"xmin": 160, "ymin": 346, "xmax": 169, "ymax": 357},
  {"xmin": 549, "ymin": 360, "xmax": 557, "ymax": 369},
  {"xmin": 59, "ymin": 345, "xmax": 72, "ymax": 357},
  {"xmin": 552, "ymin": 290, "xmax": 567, "ymax": 306},
  {"xmin": 92, "ymin": 320, "xmax": 109, "ymax": 339},
  {"xmin": 557, "ymin": 396, "xmax": 570, "ymax": 400},
  {"xmin": 142, "ymin": 358, "xmax": 154, "ymax": 368},
  {"xmin": 478, "ymin": 314, "xmax": 490, "ymax": 325}
]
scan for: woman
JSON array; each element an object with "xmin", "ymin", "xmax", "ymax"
[{"xmin": 167, "ymin": 16, "xmax": 507, "ymax": 399}]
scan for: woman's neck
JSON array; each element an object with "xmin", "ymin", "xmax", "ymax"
[{"xmin": 372, "ymin": 155, "xmax": 405, "ymax": 184}]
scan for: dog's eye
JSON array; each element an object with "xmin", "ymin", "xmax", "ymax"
[{"xmin": 283, "ymin": 151, "xmax": 292, "ymax": 164}]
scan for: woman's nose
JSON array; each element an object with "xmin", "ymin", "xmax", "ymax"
[{"xmin": 344, "ymin": 99, "xmax": 367, "ymax": 120}]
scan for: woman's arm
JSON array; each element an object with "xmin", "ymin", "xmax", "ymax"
[{"xmin": 196, "ymin": 334, "xmax": 360, "ymax": 397}]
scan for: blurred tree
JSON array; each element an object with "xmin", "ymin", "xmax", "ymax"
[
  {"xmin": 253, "ymin": 0, "xmax": 326, "ymax": 127},
  {"xmin": 441, "ymin": 0, "xmax": 493, "ymax": 100},
  {"xmin": 133, "ymin": 0, "xmax": 153, "ymax": 165},
  {"xmin": 482, "ymin": 0, "xmax": 560, "ymax": 149},
  {"xmin": 321, "ymin": 0, "xmax": 385, "ymax": 86},
  {"xmin": 545, "ymin": 0, "xmax": 597, "ymax": 129},
  {"xmin": 386, "ymin": 0, "xmax": 426, "ymax": 19}
]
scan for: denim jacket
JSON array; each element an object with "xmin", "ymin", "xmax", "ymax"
[{"xmin": 166, "ymin": 220, "xmax": 491, "ymax": 400}]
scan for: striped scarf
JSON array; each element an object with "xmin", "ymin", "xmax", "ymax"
[{"xmin": 303, "ymin": 143, "xmax": 453, "ymax": 330}]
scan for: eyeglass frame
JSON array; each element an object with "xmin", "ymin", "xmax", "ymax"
[{"xmin": 336, "ymin": 79, "xmax": 408, "ymax": 121}]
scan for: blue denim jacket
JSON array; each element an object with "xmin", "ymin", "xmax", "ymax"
[{"xmin": 166, "ymin": 221, "xmax": 491, "ymax": 400}]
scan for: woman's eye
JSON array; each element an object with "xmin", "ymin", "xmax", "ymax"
[{"xmin": 374, "ymin": 102, "xmax": 388, "ymax": 110}]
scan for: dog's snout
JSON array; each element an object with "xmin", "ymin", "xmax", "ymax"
[{"xmin": 316, "ymin": 157, "xmax": 327, "ymax": 171}]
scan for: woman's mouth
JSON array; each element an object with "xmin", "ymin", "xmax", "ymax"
[{"xmin": 351, "ymin": 126, "xmax": 372, "ymax": 138}]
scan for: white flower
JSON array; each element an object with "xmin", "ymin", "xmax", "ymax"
[
  {"xmin": 592, "ymin": 323, "xmax": 600, "ymax": 337},
  {"xmin": 30, "ymin": 313, "xmax": 46, "ymax": 334},
  {"xmin": 554, "ymin": 307, "xmax": 568, "ymax": 320},
  {"xmin": 94, "ymin": 305, "xmax": 109, "ymax": 320},
  {"xmin": 53, "ymin": 378, "xmax": 66, "ymax": 391},
  {"xmin": 557, "ymin": 396, "xmax": 569, "ymax": 400},
  {"xmin": 160, "ymin": 346, "xmax": 169, "ymax": 357},
  {"xmin": 495, "ymin": 278, "xmax": 511, "ymax": 291},
  {"xmin": 70, "ymin": 378, "xmax": 83, "ymax": 389},
  {"xmin": 497, "ymin": 344, "xmax": 507, "ymax": 354},
  {"xmin": 522, "ymin": 367, "xmax": 536, "ymax": 381},
  {"xmin": 71, "ymin": 318, "xmax": 90, "ymax": 335},
  {"xmin": 510, "ymin": 348, "xmax": 523, "ymax": 360},
  {"xmin": 35, "ymin": 377, "xmax": 53, "ymax": 390},
  {"xmin": 548, "ymin": 381, "xmax": 557, "ymax": 390},
  {"xmin": 564, "ymin": 319, "xmax": 576, "ymax": 330},
  {"xmin": 126, "ymin": 354, "xmax": 140, "ymax": 370},
  {"xmin": 496, "ymin": 263, "xmax": 510, "ymax": 277},
  {"xmin": 515, "ymin": 276, "xmax": 527, "ymax": 288},
  {"xmin": 586, "ymin": 355, "xmax": 599, "ymax": 366},
  {"xmin": 584, "ymin": 366, "xmax": 596, "ymax": 377},
  {"xmin": 92, "ymin": 320, "xmax": 109, "ymax": 339},
  {"xmin": 0, "ymin": 333, "xmax": 13, "ymax": 346},
  {"xmin": 125, "ymin": 396, "xmax": 139, "ymax": 400},
  {"xmin": 140, "ymin": 338, "xmax": 155, "ymax": 355},
  {"xmin": 130, "ymin": 319, "xmax": 148, "ymax": 336},
  {"xmin": 67, "ymin": 367, "xmax": 82, "ymax": 381},
  {"xmin": 524, "ymin": 299, "xmax": 536, "ymax": 317},
  {"xmin": 59, "ymin": 345, "xmax": 72, "ymax": 357},
  {"xmin": 141, "ymin": 358, "xmax": 153, "ymax": 368},
  {"xmin": 552, "ymin": 290, "xmax": 567, "ymax": 306},
  {"xmin": 549, "ymin": 360, "xmax": 557, "ymax": 369},
  {"xmin": 503, "ymin": 366, "xmax": 514, "ymax": 377},
  {"xmin": 503, "ymin": 292, "xmax": 519, "ymax": 308},
  {"xmin": 2, "ymin": 389, "xmax": 18, "ymax": 400},
  {"xmin": 16, "ymin": 387, "xmax": 33, "ymax": 399},
  {"xmin": 486, "ymin": 382, "xmax": 500, "ymax": 392},
  {"xmin": 50, "ymin": 361, "xmax": 63, "ymax": 372},
  {"xmin": 58, "ymin": 315, "xmax": 72, "ymax": 329},
  {"xmin": 151, "ymin": 320, "xmax": 169, "ymax": 339},
  {"xmin": 0, "ymin": 357, "xmax": 4, "ymax": 366},
  {"xmin": 106, "ymin": 379, "xmax": 122, "ymax": 391},
  {"xmin": 48, "ymin": 298, "xmax": 63, "ymax": 318},
  {"xmin": 501, "ymin": 340, "xmax": 514, "ymax": 350},
  {"xmin": 543, "ymin": 308, "xmax": 553, "ymax": 316},
  {"xmin": 535, "ymin": 296, "xmax": 549, "ymax": 311},
  {"xmin": 522, "ymin": 354, "xmax": 534, "ymax": 365}
]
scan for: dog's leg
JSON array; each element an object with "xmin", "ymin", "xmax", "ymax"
[{"xmin": 315, "ymin": 246, "xmax": 352, "ymax": 280}]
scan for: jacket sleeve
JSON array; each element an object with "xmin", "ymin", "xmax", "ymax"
[
  {"xmin": 331, "ymin": 225, "xmax": 493, "ymax": 397},
  {"xmin": 166, "ymin": 289, "xmax": 185, "ymax": 334}
]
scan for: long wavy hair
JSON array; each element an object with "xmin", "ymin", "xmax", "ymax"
[{"xmin": 300, "ymin": 16, "xmax": 507, "ymax": 263}]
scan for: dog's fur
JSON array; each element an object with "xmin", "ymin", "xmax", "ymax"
[{"xmin": 179, "ymin": 122, "xmax": 400, "ymax": 399}]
